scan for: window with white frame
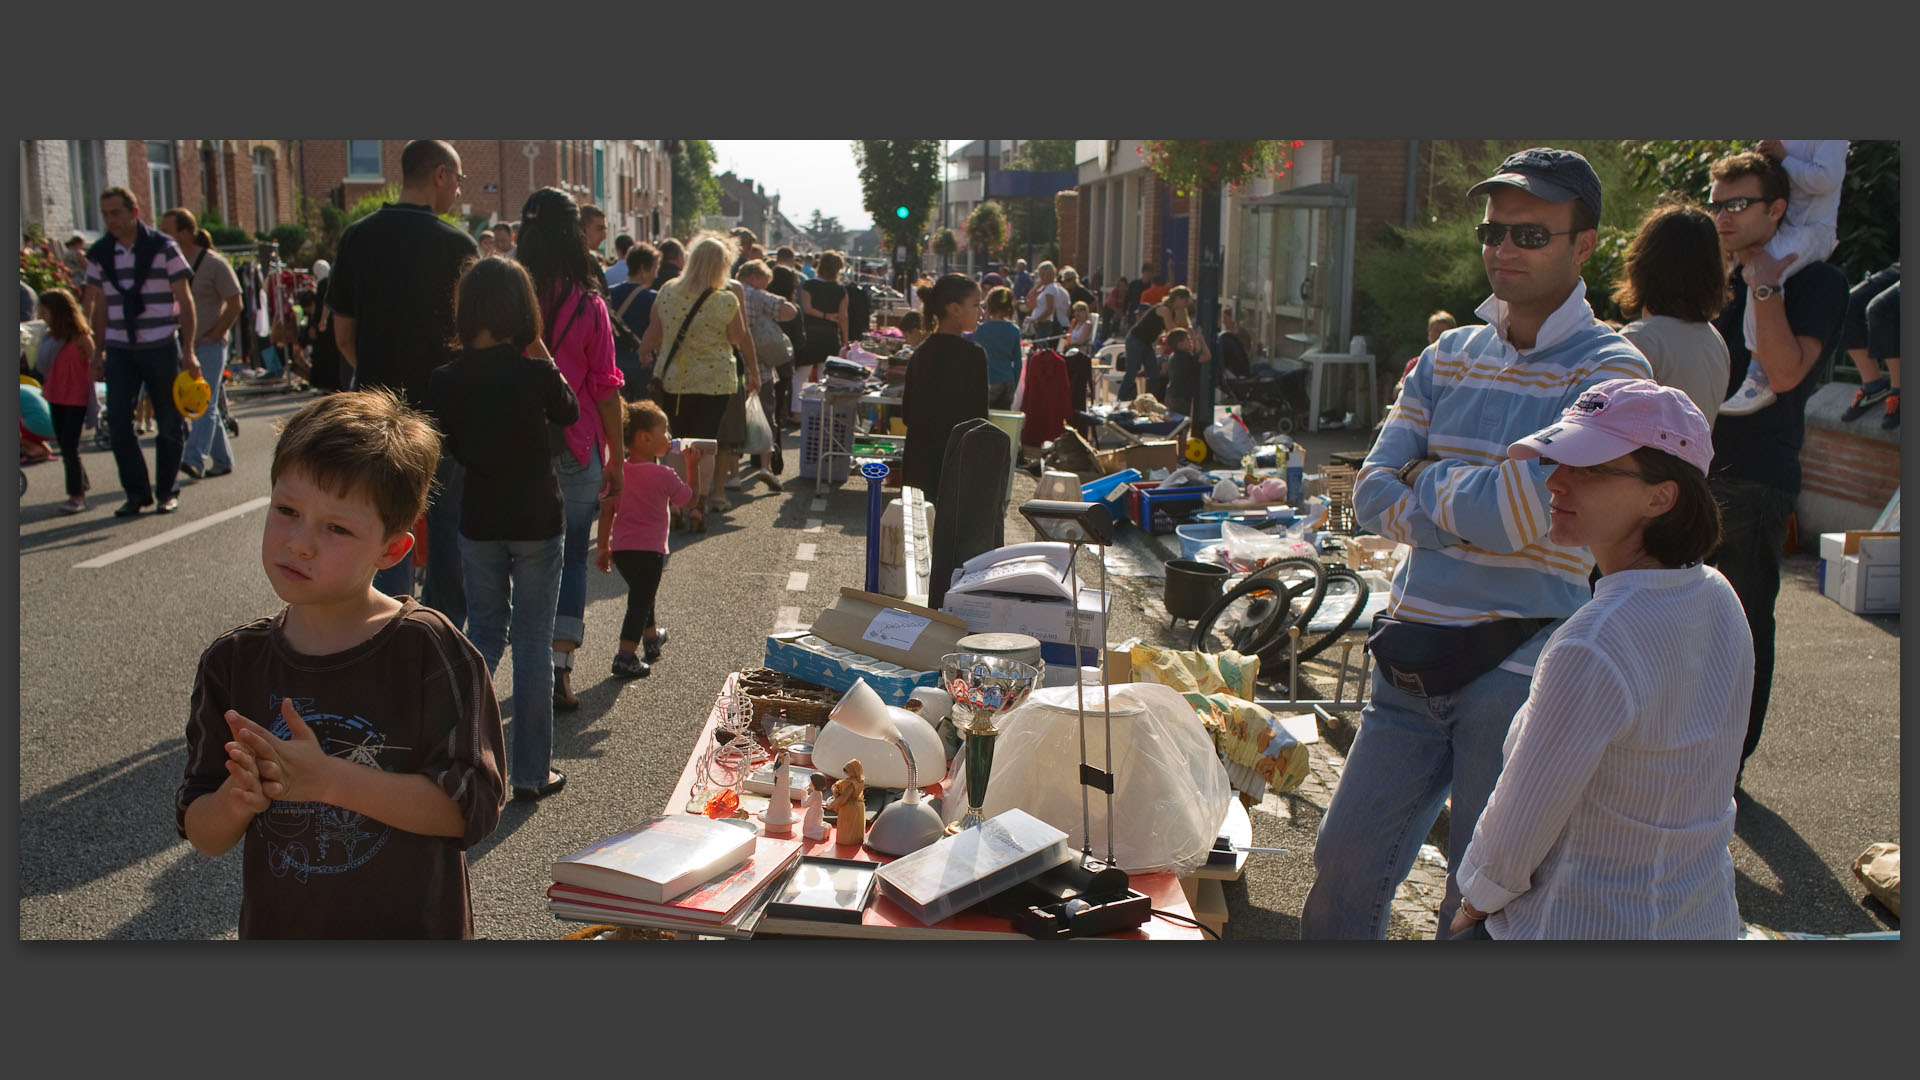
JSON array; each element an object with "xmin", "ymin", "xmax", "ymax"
[
  {"xmin": 253, "ymin": 148, "xmax": 276, "ymax": 232},
  {"xmin": 68, "ymin": 140, "xmax": 106, "ymax": 232},
  {"xmin": 347, "ymin": 140, "xmax": 381, "ymax": 178},
  {"xmin": 146, "ymin": 141, "xmax": 178, "ymax": 218}
]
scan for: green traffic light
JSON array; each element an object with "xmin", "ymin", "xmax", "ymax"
[{"xmin": 895, "ymin": 206, "xmax": 910, "ymax": 219}]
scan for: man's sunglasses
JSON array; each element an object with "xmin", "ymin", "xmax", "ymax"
[
  {"xmin": 1705, "ymin": 196, "xmax": 1770, "ymax": 215},
  {"xmin": 1475, "ymin": 222, "xmax": 1577, "ymax": 249},
  {"xmin": 1539, "ymin": 457, "xmax": 1648, "ymax": 481}
]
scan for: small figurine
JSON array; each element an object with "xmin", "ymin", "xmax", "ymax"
[
  {"xmin": 761, "ymin": 751, "xmax": 794, "ymax": 835},
  {"xmin": 829, "ymin": 759, "xmax": 867, "ymax": 848},
  {"xmin": 802, "ymin": 774, "xmax": 831, "ymax": 842}
]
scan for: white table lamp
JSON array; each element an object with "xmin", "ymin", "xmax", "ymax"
[{"xmin": 829, "ymin": 679, "xmax": 948, "ymax": 855}]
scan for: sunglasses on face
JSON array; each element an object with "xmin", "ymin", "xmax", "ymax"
[
  {"xmin": 1705, "ymin": 196, "xmax": 1769, "ymax": 215},
  {"xmin": 1476, "ymin": 221, "xmax": 1577, "ymax": 249},
  {"xmin": 1539, "ymin": 457, "xmax": 1647, "ymax": 481}
]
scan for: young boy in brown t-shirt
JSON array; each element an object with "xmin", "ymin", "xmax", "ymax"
[{"xmin": 176, "ymin": 389, "xmax": 507, "ymax": 938}]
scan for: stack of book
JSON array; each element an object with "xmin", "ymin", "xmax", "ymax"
[{"xmin": 548, "ymin": 816, "xmax": 803, "ymax": 938}]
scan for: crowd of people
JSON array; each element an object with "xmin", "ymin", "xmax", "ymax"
[{"xmin": 13, "ymin": 135, "xmax": 1882, "ymax": 940}]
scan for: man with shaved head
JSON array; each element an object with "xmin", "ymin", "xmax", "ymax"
[{"xmin": 326, "ymin": 138, "xmax": 479, "ymax": 627}]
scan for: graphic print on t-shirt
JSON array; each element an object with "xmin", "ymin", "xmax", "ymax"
[{"xmin": 254, "ymin": 695, "xmax": 408, "ymax": 884}]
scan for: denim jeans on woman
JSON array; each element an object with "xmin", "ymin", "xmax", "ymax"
[
  {"xmin": 459, "ymin": 533, "xmax": 565, "ymax": 789},
  {"xmin": 373, "ymin": 453, "xmax": 466, "ymax": 631},
  {"xmin": 1299, "ymin": 629, "xmax": 1549, "ymax": 940},
  {"xmin": 552, "ymin": 447, "xmax": 604, "ymax": 647},
  {"xmin": 182, "ymin": 341, "xmax": 233, "ymax": 473}
]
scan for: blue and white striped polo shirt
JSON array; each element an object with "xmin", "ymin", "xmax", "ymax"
[
  {"xmin": 86, "ymin": 235, "xmax": 192, "ymax": 346},
  {"xmin": 1356, "ymin": 281, "xmax": 1653, "ymax": 671}
]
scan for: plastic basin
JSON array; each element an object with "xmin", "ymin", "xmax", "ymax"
[{"xmin": 1175, "ymin": 522, "xmax": 1224, "ymax": 560}]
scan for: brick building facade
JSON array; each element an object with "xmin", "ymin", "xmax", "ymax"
[{"xmin": 296, "ymin": 140, "xmax": 672, "ymax": 256}]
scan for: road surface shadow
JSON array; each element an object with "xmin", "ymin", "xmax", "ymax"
[
  {"xmin": 19, "ymin": 740, "xmax": 191, "ymax": 900},
  {"xmin": 1733, "ymin": 791, "xmax": 1886, "ymax": 934}
]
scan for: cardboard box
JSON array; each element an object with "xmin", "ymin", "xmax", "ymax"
[
  {"xmin": 940, "ymin": 588, "xmax": 1111, "ymax": 650},
  {"xmin": 1819, "ymin": 530, "xmax": 1900, "ymax": 614},
  {"xmin": 810, "ymin": 588, "xmax": 973, "ymax": 673},
  {"xmin": 1126, "ymin": 440, "xmax": 1183, "ymax": 474},
  {"xmin": 762, "ymin": 632, "xmax": 942, "ymax": 705}
]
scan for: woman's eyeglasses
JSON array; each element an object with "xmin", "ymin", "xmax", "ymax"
[
  {"xmin": 1539, "ymin": 457, "xmax": 1648, "ymax": 481},
  {"xmin": 1476, "ymin": 222, "xmax": 1577, "ymax": 249}
]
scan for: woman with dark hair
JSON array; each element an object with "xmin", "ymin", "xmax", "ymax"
[
  {"xmin": 901, "ymin": 274, "xmax": 989, "ymax": 502},
  {"xmin": 1451, "ymin": 378, "xmax": 1752, "ymax": 939},
  {"xmin": 1613, "ymin": 203, "xmax": 1731, "ymax": 424},
  {"xmin": 429, "ymin": 256, "xmax": 579, "ymax": 800},
  {"xmin": 798, "ymin": 250, "xmax": 850, "ymax": 381},
  {"xmin": 769, "ymin": 263, "xmax": 806, "ymax": 436},
  {"xmin": 514, "ymin": 187, "xmax": 627, "ymax": 711}
]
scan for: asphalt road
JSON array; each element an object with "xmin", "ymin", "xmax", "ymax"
[{"xmin": 14, "ymin": 395, "xmax": 1901, "ymax": 939}]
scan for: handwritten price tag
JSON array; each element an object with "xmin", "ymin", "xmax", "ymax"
[{"xmin": 861, "ymin": 609, "xmax": 932, "ymax": 652}]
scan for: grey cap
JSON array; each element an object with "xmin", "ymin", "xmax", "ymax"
[{"xmin": 1468, "ymin": 147, "xmax": 1602, "ymax": 223}]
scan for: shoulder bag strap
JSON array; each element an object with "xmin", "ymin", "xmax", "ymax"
[
  {"xmin": 614, "ymin": 284, "xmax": 644, "ymax": 322},
  {"xmin": 655, "ymin": 286, "xmax": 715, "ymax": 385}
]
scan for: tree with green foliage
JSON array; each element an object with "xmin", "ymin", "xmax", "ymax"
[
  {"xmin": 854, "ymin": 140, "xmax": 941, "ymax": 273},
  {"xmin": 669, "ymin": 139, "xmax": 721, "ymax": 239},
  {"xmin": 966, "ymin": 201, "xmax": 1009, "ymax": 260},
  {"xmin": 1011, "ymin": 140, "xmax": 1078, "ymax": 173},
  {"xmin": 808, "ymin": 210, "xmax": 848, "ymax": 251}
]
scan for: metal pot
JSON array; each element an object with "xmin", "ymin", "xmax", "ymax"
[{"xmin": 1163, "ymin": 559, "xmax": 1230, "ymax": 622}]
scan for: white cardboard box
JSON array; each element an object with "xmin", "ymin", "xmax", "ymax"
[{"xmin": 1818, "ymin": 531, "xmax": 1900, "ymax": 615}]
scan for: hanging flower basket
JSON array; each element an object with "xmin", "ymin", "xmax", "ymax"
[{"xmin": 1142, "ymin": 140, "xmax": 1300, "ymax": 193}]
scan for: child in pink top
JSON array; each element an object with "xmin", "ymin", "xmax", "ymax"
[{"xmin": 595, "ymin": 399, "xmax": 700, "ymax": 679}]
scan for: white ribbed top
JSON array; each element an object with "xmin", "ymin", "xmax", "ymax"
[{"xmin": 1457, "ymin": 563, "xmax": 1755, "ymax": 939}]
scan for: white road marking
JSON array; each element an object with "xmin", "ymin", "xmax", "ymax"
[
  {"xmin": 786, "ymin": 571, "xmax": 809, "ymax": 592},
  {"xmin": 73, "ymin": 496, "xmax": 271, "ymax": 569},
  {"xmin": 772, "ymin": 607, "xmax": 806, "ymax": 633},
  {"xmin": 794, "ymin": 543, "xmax": 817, "ymax": 562},
  {"xmin": 803, "ymin": 518, "xmax": 823, "ymax": 533}
]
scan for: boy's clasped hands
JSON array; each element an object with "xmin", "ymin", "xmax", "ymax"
[{"xmin": 220, "ymin": 700, "xmax": 331, "ymax": 810}]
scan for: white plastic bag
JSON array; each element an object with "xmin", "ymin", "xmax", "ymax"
[
  {"xmin": 1204, "ymin": 414, "xmax": 1255, "ymax": 462},
  {"xmin": 939, "ymin": 683, "xmax": 1231, "ymax": 876},
  {"xmin": 741, "ymin": 392, "xmax": 774, "ymax": 455},
  {"xmin": 1220, "ymin": 520, "xmax": 1313, "ymax": 567}
]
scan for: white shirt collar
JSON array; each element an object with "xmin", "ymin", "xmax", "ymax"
[{"xmin": 1473, "ymin": 278, "xmax": 1596, "ymax": 358}]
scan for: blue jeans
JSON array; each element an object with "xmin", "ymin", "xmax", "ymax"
[
  {"xmin": 105, "ymin": 339, "xmax": 185, "ymax": 504},
  {"xmin": 1121, "ymin": 335, "xmax": 1154, "ymax": 400},
  {"xmin": 552, "ymin": 447, "xmax": 604, "ymax": 647},
  {"xmin": 374, "ymin": 453, "xmax": 466, "ymax": 631},
  {"xmin": 1300, "ymin": 640, "xmax": 1545, "ymax": 940},
  {"xmin": 460, "ymin": 533, "xmax": 564, "ymax": 789},
  {"xmin": 182, "ymin": 342, "xmax": 233, "ymax": 472}
]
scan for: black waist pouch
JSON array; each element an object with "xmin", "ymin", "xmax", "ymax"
[{"xmin": 1366, "ymin": 614, "xmax": 1555, "ymax": 698}]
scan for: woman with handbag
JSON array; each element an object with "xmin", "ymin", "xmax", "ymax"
[
  {"xmin": 1450, "ymin": 379, "xmax": 1752, "ymax": 939},
  {"xmin": 515, "ymin": 187, "xmax": 627, "ymax": 711},
  {"xmin": 635, "ymin": 232, "xmax": 760, "ymax": 530}
]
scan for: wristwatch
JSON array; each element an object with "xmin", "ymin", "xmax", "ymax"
[
  {"xmin": 1396, "ymin": 459, "xmax": 1424, "ymax": 486},
  {"xmin": 1751, "ymin": 283, "xmax": 1783, "ymax": 301}
]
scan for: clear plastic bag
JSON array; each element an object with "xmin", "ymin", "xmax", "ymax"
[
  {"xmin": 939, "ymin": 683, "xmax": 1232, "ymax": 876},
  {"xmin": 741, "ymin": 392, "xmax": 774, "ymax": 454},
  {"xmin": 1220, "ymin": 520, "xmax": 1316, "ymax": 568}
]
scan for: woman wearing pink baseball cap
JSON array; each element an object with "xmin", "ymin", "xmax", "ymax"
[{"xmin": 1450, "ymin": 378, "xmax": 1755, "ymax": 939}]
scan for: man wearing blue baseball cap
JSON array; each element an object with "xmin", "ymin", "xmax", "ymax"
[{"xmin": 1300, "ymin": 147, "xmax": 1654, "ymax": 939}]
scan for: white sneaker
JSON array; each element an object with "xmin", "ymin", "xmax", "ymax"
[{"xmin": 1719, "ymin": 375, "xmax": 1777, "ymax": 417}]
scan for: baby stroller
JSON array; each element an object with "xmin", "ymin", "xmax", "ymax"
[{"xmin": 1221, "ymin": 360, "xmax": 1311, "ymax": 435}]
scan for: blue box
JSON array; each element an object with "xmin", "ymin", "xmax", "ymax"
[{"xmin": 763, "ymin": 633, "xmax": 941, "ymax": 706}]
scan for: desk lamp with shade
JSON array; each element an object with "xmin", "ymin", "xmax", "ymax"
[
  {"xmin": 827, "ymin": 679, "xmax": 948, "ymax": 856},
  {"xmin": 982, "ymin": 499, "xmax": 1150, "ymax": 938}
]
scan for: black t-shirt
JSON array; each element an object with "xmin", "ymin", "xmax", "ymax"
[
  {"xmin": 1709, "ymin": 261, "xmax": 1848, "ymax": 493},
  {"xmin": 1124, "ymin": 279, "xmax": 1149, "ymax": 314},
  {"xmin": 326, "ymin": 203, "xmax": 477, "ymax": 424},
  {"xmin": 901, "ymin": 332, "xmax": 990, "ymax": 502},
  {"xmin": 802, "ymin": 279, "xmax": 847, "ymax": 342},
  {"xmin": 1067, "ymin": 284, "xmax": 1097, "ymax": 311},
  {"xmin": 428, "ymin": 344, "xmax": 580, "ymax": 541}
]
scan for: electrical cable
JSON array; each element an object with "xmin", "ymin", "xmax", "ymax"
[{"xmin": 1149, "ymin": 907, "xmax": 1221, "ymax": 940}]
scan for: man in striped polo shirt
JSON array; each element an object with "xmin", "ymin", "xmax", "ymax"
[
  {"xmin": 83, "ymin": 185, "xmax": 200, "ymax": 517},
  {"xmin": 1300, "ymin": 148, "xmax": 1653, "ymax": 939}
]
